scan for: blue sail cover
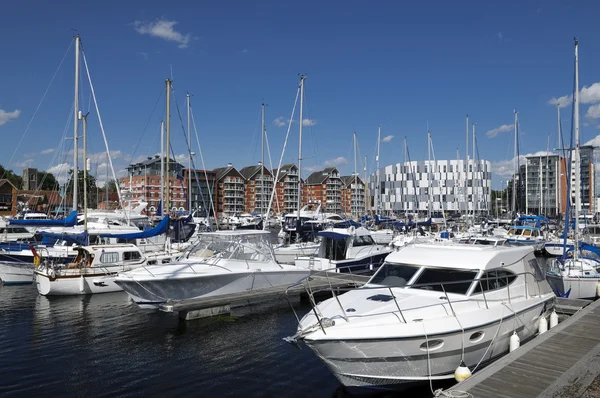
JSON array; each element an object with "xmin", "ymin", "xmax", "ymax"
[
  {"xmin": 333, "ymin": 220, "xmax": 361, "ymax": 229},
  {"xmin": 317, "ymin": 231, "xmax": 349, "ymax": 240},
  {"xmin": 9, "ymin": 211, "xmax": 78, "ymax": 227},
  {"xmin": 98, "ymin": 215, "xmax": 170, "ymax": 240},
  {"xmin": 37, "ymin": 231, "xmax": 89, "ymax": 245}
]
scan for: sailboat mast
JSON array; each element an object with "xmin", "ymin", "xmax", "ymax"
[
  {"xmin": 512, "ymin": 111, "xmax": 518, "ymax": 216},
  {"xmin": 465, "ymin": 114, "xmax": 469, "ymax": 215},
  {"xmin": 363, "ymin": 155, "xmax": 368, "ymax": 214},
  {"xmin": 427, "ymin": 129, "xmax": 431, "ymax": 218},
  {"xmin": 81, "ymin": 112, "xmax": 87, "ymax": 231},
  {"xmin": 296, "ymin": 76, "xmax": 305, "ymax": 220},
  {"xmin": 456, "ymin": 148, "xmax": 460, "ymax": 214},
  {"xmin": 160, "ymin": 121, "xmax": 165, "ymax": 215},
  {"xmin": 557, "ymin": 105, "xmax": 562, "ymax": 217},
  {"xmin": 574, "ymin": 38, "xmax": 581, "ymax": 238},
  {"xmin": 261, "ymin": 103, "xmax": 265, "ymax": 216},
  {"xmin": 187, "ymin": 93, "xmax": 192, "ymax": 214},
  {"xmin": 545, "ymin": 135, "xmax": 550, "ymax": 216},
  {"xmin": 353, "ymin": 131, "xmax": 357, "ymax": 218},
  {"xmin": 73, "ymin": 35, "xmax": 80, "ymax": 212},
  {"xmin": 165, "ymin": 79, "xmax": 172, "ymax": 215},
  {"xmin": 376, "ymin": 125, "xmax": 381, "ymax": 214},
  {"xmin": 472, "ymin": 123, "xmax": 477, "ymax": 216}
]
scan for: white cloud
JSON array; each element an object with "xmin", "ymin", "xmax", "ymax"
[
  {"xmin": 304, "ymin": 165, "xmax": 322, "ymax": 173},
  {"xmin": 324, "ymin": 157, "xmax": 348, "ymax": 167},
  {"xmin": 273, "ymin": 117, "xmax": 316, "ymax": 127},
  {"xmin": 273, "ymin": 117, "xmax": 287, "ymax": 128},
  {"xmin": 47, "ymin": 162, "xmax": 71, "ymax": 184},
  {"xmin": 486, "ymin": 124, "xmax": 513, "ymax": 138},
  {"xmin": 133, "ymin": 18, "xmax": 193, "ymax": 49},
  {"xmin": 40, "ymin": 148, "xmax": 55, "ymax": 155},
  {"xmin": 381, "ymin": 135, "xmax": 394, "ymax": 143},
  {"xmin": 586, "ymin": 104, "xmax": 600, "ymax": 119},
  {"xmin": 548, "ymin": 82, "xmax": 600, "ymax": 109},
  {"xmin": 12, "ymin": 159, "xmax": 34, "ymax": 168},
  {"xmin": 581, "ymin": 83, "xmax": 600, "ymax": 104},
  {"xmin": 548, "ymin": 95, "xmax": 572, "ymax": 108},
  {"xmin": 491, "ymin": 151, "xmax": 554, "ymax": 178},
  {"xmin": 0, "ymin": 109, "xmax": 20, "ymax": 126}
]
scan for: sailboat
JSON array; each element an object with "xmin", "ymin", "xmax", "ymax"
[
  {"xmin": 273, "ymin": 76, "xmax": 322, "ymax": 263},
  {"xmin": 546, "ymin": 39, "xmax": 600, "ymax": 300},
  {"xmin": 33, "ymin": 38, "xmax": 179, "ymax": 295}
]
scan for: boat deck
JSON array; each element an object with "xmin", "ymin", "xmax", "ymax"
[
  {"xmin": 158, "ymin": 271, "xmax": 370, "ymax": 319},
  {"xmin": 451, "ymin": 297, "xmax": 600, "ymax": 397}
]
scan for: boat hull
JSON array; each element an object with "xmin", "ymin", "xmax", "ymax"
[
  {"xmin": 273, "ymin": 243, "xmax": 320, "ymax": 264},
  {"xmin": 546, "ymin": 273, "xmax": 599, "ymax": 299},
  {"xmin": 115, "ymin": 269, "xmax": 310, "ymax": 307},
  {"xmin": 35, "ymin": 267, "xmax": 127, "ymax": 296},
  {"xmin": 303, "ymin": 300, "xmax": 552, "ymax": 389},
  {"xmin": 0, "ymin": 261, "xmax": 34, "ymax": 285}
]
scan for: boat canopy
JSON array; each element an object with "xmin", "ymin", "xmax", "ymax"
[
  {"xmin": 37, "ymin": 230, "xmax": 88, "ymax": 245},
  {"xmin": 317, "ymin": 231, "xmax": 349, "ymax": 241},
  {"xmin": 98, "ymin": 215, "xmax": 169, "ymax": 239},
  {"xmin": 9, "ymin": 211, "xmax": 78, "ymax": 227}
]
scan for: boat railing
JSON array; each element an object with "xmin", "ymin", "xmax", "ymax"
[{"xmin": 288, "ymin": 270, "xmax": 545, "ymax": 335}]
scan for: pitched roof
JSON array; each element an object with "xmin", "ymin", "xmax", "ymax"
[
  {"xmin": 212, "ymin": 165, "xmax": 244, "ymax": 180},
  {"xmin": 0, "ymin": 179, "xmax": 17, "ymax": 191},
  {"xmin": 340, "ymin": 175, "xmax": 363, "ymax": 187},
  {"xmin": 239, "ymin": 165, "xmax": 273, "ymax": 180},
  {"xmin": 305, "ymin": 167, "xmax": 340, "ymax": 185}
]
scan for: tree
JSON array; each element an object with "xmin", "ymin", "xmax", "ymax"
[
  {"xmin": 37, "ymin": 172, "xmax": 59, "ymax": 191},
  {"xmin": 66, "ymin": 169, "xmax": 97, "ymax": 209},
  {"xmin": 0, "ymin": 164, "xmax": 23, "ymax": 189}
]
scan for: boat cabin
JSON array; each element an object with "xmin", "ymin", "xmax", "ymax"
[
  {"xmin": 316, "ymin": 227, "xmax": 378, "ymax": 261},
  {"xmin": 67, "ymin": 244, "xmax": 145, "ymax": 268},
  {"xmin": 366, "ymin": 243, "xmax": 552, "ymax": 298}
]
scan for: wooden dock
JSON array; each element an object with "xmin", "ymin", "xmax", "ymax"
[
  {"xmin": 158, "ymin": 272, "xmax": 370, "ymax": 320},
  {"xmin": 450, "ymin": 297, "xmax": 600, "ymax": 397}
]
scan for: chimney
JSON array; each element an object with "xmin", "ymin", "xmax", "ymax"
[
  {"xmin": 258, "ymin": 161, "xmax": 262, "ymax": 166},
  {"xmin": 227, "ymin": 163, "xmax": 232, "ymax": 168}
]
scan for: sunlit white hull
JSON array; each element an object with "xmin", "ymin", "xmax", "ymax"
[
  {"xmin": 273, "ymin": 243, "xmax": 320, "ymax": 264},
  {"xmin": 305, "ymin": 302, "xmax": 551, "ymax": 388},
  {"xmin": 34, "ymin": 265, "xmax": 138, "ymax": 296},
  {"xmin": 546, "ymin": 272, "xmax": 600, "ymax": 299},
  {"xmin": 115, "ymin": 266, "xmax": 310, "ymax": 307},
  {"xmin": 0, "ymin": 262, "xmax": 34, "ymax": 285}
]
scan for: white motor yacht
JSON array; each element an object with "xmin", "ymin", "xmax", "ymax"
[
  {"xmin": 114, "ymin": 230, "xmax": 311, "ymax": 308},
  {"xmin": 34, "ymin": 244, "xmax": 177, "ymax": 296},
  {"xmin": 287, "ymin": 243, "xmax": 555, "ymax": 390},
  {"xmin": 295, "ymin": 226, "xmax": 391, "ymax": 274}
]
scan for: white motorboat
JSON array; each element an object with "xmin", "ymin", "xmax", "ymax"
[
  {"xmin": 0, "ymin": 261, "xmax": 34, "ymax": 285},
  {"xmin": 369, "ymin": 228, "xmax": 395, "ymax": 245},
  {"xmin": 288, "ymin": 243, "xmax": 555, "ymax": 390},
  {"xmin": 547, "ymin": 254, "xmax": 600, "ymax": 299},
  {"xmin": 273, "ymin": 240, "xmax": 321, "ymax": 264},
  {"xmin": 34, "ymin": 244, "xmax": 177, "ymax": 296},
  {"xmin": 295, "ymin": 225, "xmax": 392, "ymax": 274},
  {"xmin": 114, "ymin": 230, "xmax": 311, "ymax": 308}
]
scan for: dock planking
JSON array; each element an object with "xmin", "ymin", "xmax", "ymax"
[
  {"xmin": 450, "ymin": 298, "xmax": 600, "ymax": 397},
  {"xmin": 158, "ymin": 271, "xmax": 370, "ymax": 314}
]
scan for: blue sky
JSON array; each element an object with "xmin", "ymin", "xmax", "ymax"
[{"xmin": 1, "ymin": 0, "xmax": 600, "ymax": 189}]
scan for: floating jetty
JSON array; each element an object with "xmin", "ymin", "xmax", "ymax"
[
  {"xmin": 158, "ymin": 272, "xmax": 370, "ymax": 320},
  {"xmin": 450, "ymin": 297, "xmax": 599, "ymax": 397}
]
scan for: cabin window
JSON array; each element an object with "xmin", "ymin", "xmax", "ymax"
[
  {"xmin": 353, "ymin": 235, "xmax": 375, "ymax": 247},
  {"xmin": 412, "ymin": 268, "xmax": 477, "ymax": 294},
  {"xmin": 368, "ymin": 262, "xmax": 421, "ymax": 287},
  {"xmin": 474, "ymin": 269, "xmax": 517, "ymax": 293},
  {"xmin": 123, "ymin": 251, "xmax": 142, "ymax": 261},
  {"xmin": 100, "ymin": 252, "xmax": 120, "ymax": 263},
  {"xmin": 323, "ymin": 238, "xmax": 348, "ymax": 261}
]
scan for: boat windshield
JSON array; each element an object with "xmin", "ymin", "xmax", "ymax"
[
  {"xmin": 367, "ymin": 262, "xmax": 421, "ymax": 287},
  {"xmin": 411, "ymin": 267, "xmax": 478, "ymax": 295},
  {"xmin": 508, "ymin": 228, "xmax": 523, "ymax": 236},
  {"xmin": 185, "ymin": 233, "xmax": 274, "ymax": 263}
]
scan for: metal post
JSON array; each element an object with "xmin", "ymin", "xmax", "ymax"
[{"xmin": 73, "ymin": 35, "xmax": 80, "ymax": 211}]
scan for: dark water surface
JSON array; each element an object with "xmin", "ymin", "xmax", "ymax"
[{"xmin": 0, "ymin": 284, "xmax": 438, "ymax": 397}]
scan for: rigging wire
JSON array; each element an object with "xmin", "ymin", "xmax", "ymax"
[{"xmin": 1, "ymin": 38, "xmax": 74, "ymax": 183}]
